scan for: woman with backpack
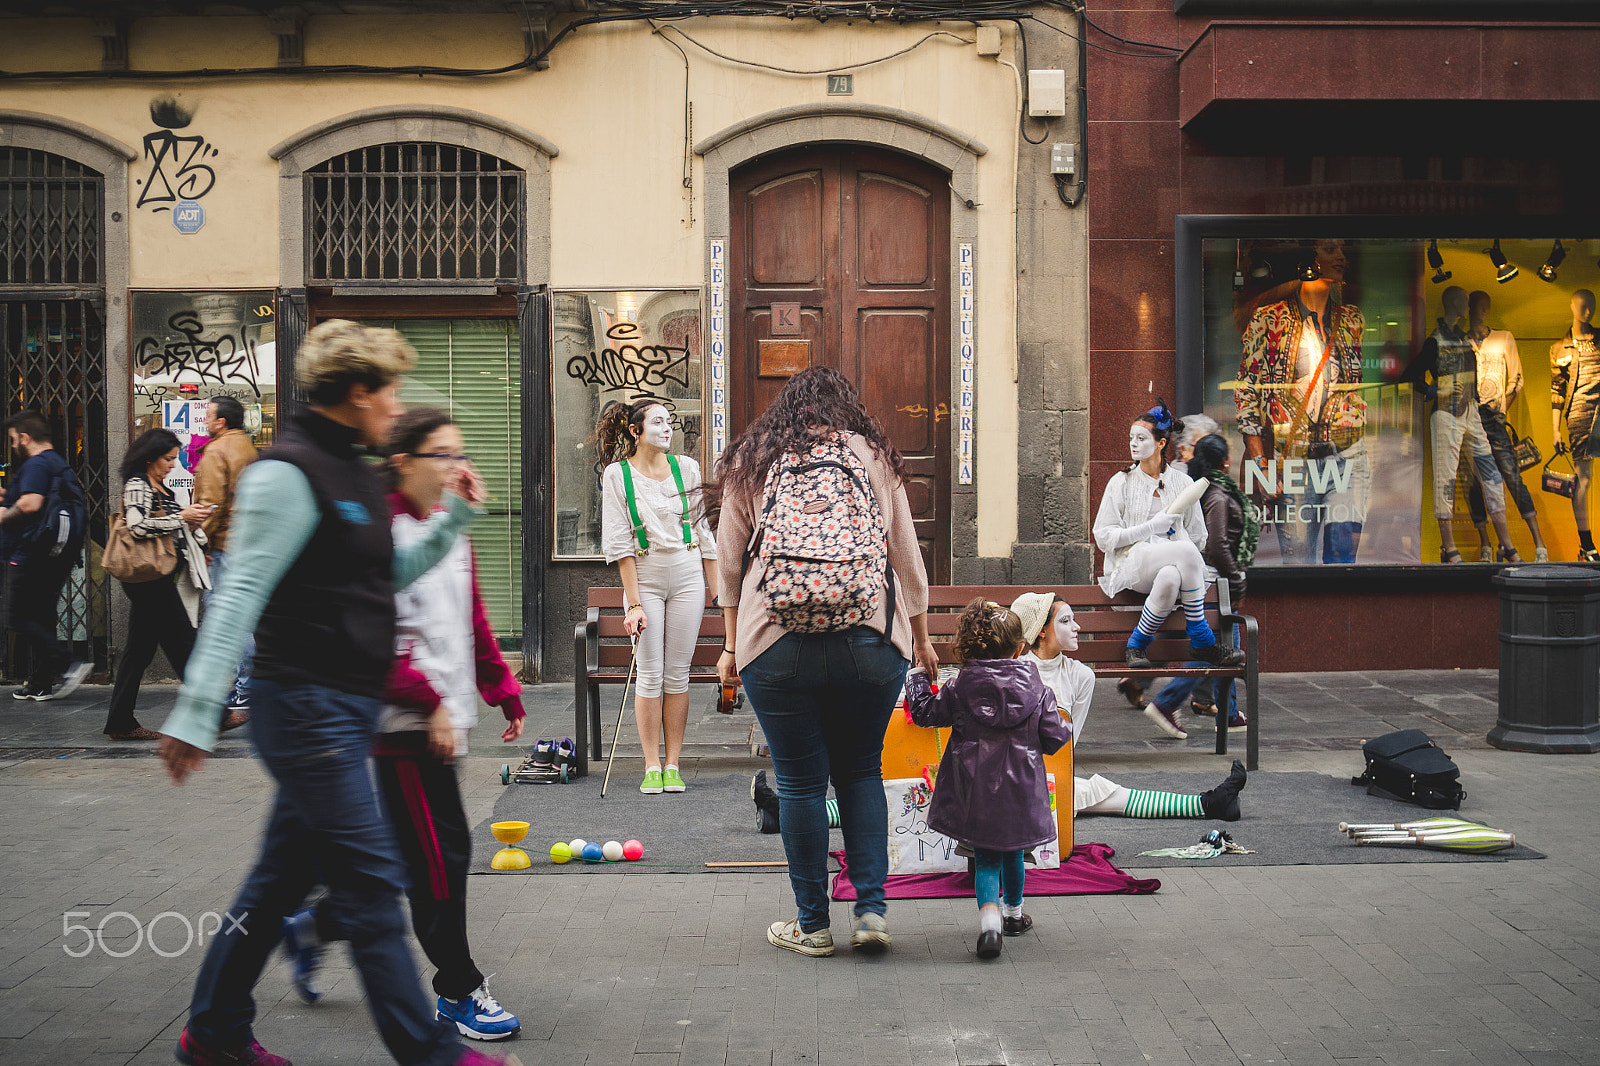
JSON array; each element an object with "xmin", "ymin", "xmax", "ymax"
[
  {"xmin": 595, "ymin": 399, "xmax": 717, "ymax": 795},
  {"xmin": 714, "ymin": 367, "xmax": 937, "ymax": 958}
]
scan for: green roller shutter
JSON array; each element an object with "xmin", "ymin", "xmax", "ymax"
[{"xmin": 365, "ymin": 317, "xmax": 522, "ymax": 641}]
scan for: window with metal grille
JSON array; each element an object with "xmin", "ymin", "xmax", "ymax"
[
  {"xmin": 307, "ymin": 143, "xmax": 524, "ymax": 284},
  {"xmin": 0, "ymin": 148, "xmax": 102, "ymax": 287}
]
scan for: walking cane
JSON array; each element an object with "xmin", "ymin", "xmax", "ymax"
[{"xmin": 601, "ymin": 635, "xmax": 639, "ymax": 799}]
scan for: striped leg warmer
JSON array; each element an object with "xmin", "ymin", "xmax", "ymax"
[
  {"xmin": 1124, "ymin": 790, "xmax": 1206, "ymax": 819},
  {"xmin": 1128, "ymin": 606, "xmax": 1167, "ymax": 651},
  {"xmin": 1180, "ymin": 587, "xmax": 1215, "ymax": 647}
]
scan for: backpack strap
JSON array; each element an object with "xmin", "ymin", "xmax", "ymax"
[
  {"xmin": 619, "ymin": 460, "xmax": 650, "ymax": 557},
  {"xmin": 666, "ymin": 453, "xmax": 696, "ymax": 549}
]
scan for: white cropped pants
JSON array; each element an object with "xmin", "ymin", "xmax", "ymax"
[{"xmin": 633, "ymin": 547, "xmax": 706, "ymax": 699}]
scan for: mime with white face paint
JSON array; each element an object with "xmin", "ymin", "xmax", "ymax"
[
  {"xmin": 1091, "ymin": 404, "xmax": 1244, "ymax": 737},
  {"xmin": 595, "ymin": 398, "xmax": 718, "ymax": 795}
]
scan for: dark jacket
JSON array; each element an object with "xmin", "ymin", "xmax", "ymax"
[
  {"xmin": 252, "ymin": 411, "xmax": 396, "ymax": 698},
  {"xmin": 905, "ymin": 658, "xmax": 1071, "ymax": 852},
  {"xmin": 1200, "ymin": 483, "xmax": 1247, "ymax": 602}
]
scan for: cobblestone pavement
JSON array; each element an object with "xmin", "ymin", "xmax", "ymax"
[{"xmin": 0, "ymin": 670, "xmax": 1596, "ymax": 1065}]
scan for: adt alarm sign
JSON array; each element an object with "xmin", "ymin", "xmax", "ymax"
[{"xmin": 172, "ymin": 200, "xmax": 205, "ymax": 234}]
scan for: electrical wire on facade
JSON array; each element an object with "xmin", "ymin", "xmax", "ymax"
[{"xmin": 0, "ymin": 0, "xmax": 1173, "ymax": 82}]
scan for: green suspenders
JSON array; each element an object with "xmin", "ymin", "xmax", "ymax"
[{"xmin": 620, "ymin": 454, "xmax": 696, "ymax": 557}]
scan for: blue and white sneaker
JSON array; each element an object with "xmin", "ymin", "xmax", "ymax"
[
  {"xmin": 280, "ymin": 907, "xmax": 325, "ymax": 1004},
  {"xmin": 438, "ymin": 979, "xmax": 520, "ymax": 1041}
]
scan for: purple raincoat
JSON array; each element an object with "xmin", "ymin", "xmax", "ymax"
[{"xmin": 904, "ymin": 658, "xmax": 1072, "ymax": 853}]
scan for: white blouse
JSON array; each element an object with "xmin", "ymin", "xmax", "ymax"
[
  {"xmin": 1092, "ymin": 465, "xmax": 1207, "ymax": 596},
  {"xmin": 600, "ymin": 455, "xmax": 718, "ymax": 565},
  {"xmin": 1025, "ymin": 651, "xmax": 1095, "ymax": 743}
]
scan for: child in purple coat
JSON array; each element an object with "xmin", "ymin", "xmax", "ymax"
[{"xmin": 904, "ymin": 599, "xmax": 1072, "ymax": 960}]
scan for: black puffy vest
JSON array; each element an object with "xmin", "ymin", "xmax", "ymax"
[{"xmin": 252, "ymin": 412, "xmax": 395, "ymax": 697}]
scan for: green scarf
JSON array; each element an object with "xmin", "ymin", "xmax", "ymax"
[{"xmin": 1206, "ymin": 470, "xmax": 1259, "ymax": 570}]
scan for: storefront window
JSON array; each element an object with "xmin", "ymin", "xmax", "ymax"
[
  {"xmin": 550, "ymin": 290, "xmax": 703, "ymax": 560},
  {"xmin": 1194, "ymin": 236, "xmax": 1600, "ymax": 566},
  {"xmin": 131, "ymin": 290, "xmax": 276, "ymax": 499}
]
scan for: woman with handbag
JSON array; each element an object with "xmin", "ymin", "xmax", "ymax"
[{"xmin": 101, "ymin": 428, "xmax": 237, "ymax": 740}]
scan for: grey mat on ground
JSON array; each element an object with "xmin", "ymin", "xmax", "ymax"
[
  {"xmin": 1081, "ymin": 770, "xmax": 1543, "ymax": 867},
  {"xmin": 473, "ymin": 771, "xmax": 801, "ymax": 873}
]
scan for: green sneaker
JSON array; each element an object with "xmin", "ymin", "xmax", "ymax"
[
  {"xmin": 662, "ymin": 767, "xmax": 686, "ymax": 793},
  {"xmin": 767, "ymin": 919, "xmax": 833, "ymax": 957},
  {"xmin": 639, "ymin": 768, "xmax": 665, "ymax": 794}
]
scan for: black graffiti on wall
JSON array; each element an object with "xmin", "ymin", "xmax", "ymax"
[
  {"xmin": 565, "ymin": 322, "xmax": 690, "ymax": 404},
  {"xmin": 135, "ymin": 131, "xmax": 219, "ymax": 212},
  {"xmin": 135, "ymin": 311, "xmax": 262, "ymax": 396}
]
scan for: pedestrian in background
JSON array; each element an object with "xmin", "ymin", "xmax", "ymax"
[
  {"xmin": 194, "ymin": 394, "xmax": 258, "ymax": 719},
  {"xmin": 1, "ymin": 411, "xmax": 89, "ymax": 702},
  {"xmin": 103, "ymin": 428, "xmax": 215, "ymax": 741}
]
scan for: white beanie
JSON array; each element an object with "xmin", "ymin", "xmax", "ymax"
[{"xmin": 1010, "ymin": 592, "xmax": 1056, "ymax": 646}]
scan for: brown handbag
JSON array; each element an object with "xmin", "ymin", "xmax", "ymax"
[{"xmin": 102, "ymin": 510, "xmax": 177, "ymax": 582}]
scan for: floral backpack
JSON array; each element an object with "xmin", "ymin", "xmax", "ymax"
[{"xmin": 754, "ymin": 431, "xmax": 894, "ymax": 633}]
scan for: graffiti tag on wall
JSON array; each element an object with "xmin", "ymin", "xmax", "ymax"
[
  {"xmin": 565, "ymin": 322, "xmax": 691, "ymax": 402},
  {"xmin": 135, "ymin": 311, "xmax": 263, "ymax": 396}
]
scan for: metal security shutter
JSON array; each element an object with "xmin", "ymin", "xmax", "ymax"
[{"xmin": 381, "ymin": 318, "xmax": 521, "ymax": 639}]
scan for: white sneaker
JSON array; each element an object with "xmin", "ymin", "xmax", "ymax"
[
  {"xmin": 1143, "ymin": 704, "xmax": 1189, "ymax": 739},
  {"xmin": 851, "ymin": 912, "xmax": 891, "ymax": 953},
  {"xmin": 52, "ymin": 662, "xmax": 91, "ymax": 700},
  {"xmin": 1536, "ymin": 547, "xmax": 1550, "ymax": 562}
]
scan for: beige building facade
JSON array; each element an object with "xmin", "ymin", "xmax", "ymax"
[{"xmin": 1, "ymin": 4, "xmax": 1089, "ymax": 678}]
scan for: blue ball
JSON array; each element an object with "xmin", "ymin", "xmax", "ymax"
[{"xmin": 581, "ymin": 842, "xmax": 604, "ymax": 863}]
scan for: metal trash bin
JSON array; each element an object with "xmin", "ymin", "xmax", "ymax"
[{"xmin": 1490, "ymin": 564, "xmax": 1600, "ymax": 753}]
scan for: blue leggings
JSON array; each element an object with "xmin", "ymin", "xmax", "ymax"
[{"xmin": 973, "ymin": 848, "xmax": 1025, "ymax": 909}]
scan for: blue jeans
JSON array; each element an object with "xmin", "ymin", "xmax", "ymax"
[
  {"xmin": 740, "ymin": 626, "xmax": 907, "ymax": 932},
  {"xmin": 1153, "ymin": 623, "xmax": 1241, "ymax": 722},
  {"xmin": 973, "ymin": 848, "xmax": 1024, "ymax": 909},
  {"xmin": 185, "ymin": 679, "xmax": 458, "ymax": 1065},
  {"xmin": 205, "ymin": 550, "xmax": 254, "ymax": 703}
]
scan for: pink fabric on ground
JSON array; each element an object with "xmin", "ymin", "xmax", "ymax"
[{"xmin": 829, "ymin": 842, "xmax": 1161, "ymax": 901}]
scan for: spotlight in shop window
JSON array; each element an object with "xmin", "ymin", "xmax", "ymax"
[
  {"xmin": 1297, "ymin": 256, "xmax": 1321, "ymax": 282},
  {"xmin": 1488, "ymin": 239, "xmax": 1518, "ymax": 284},
  {"xmin": 1537, "ymin": 239, "xmax": 1566, "ymax": 283},
  {"xmin": 1427, "ymin": 239, "xmax": 1452, "ymax": 284}
]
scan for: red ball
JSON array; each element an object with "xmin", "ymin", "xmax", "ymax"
[{"xmin": 622, "ymin": 839, "xmax": 644, "ymax": 861}]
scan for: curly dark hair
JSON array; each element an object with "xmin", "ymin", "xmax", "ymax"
[
  {"xmin": 590, "ymin": 398, "xmax": 667, "ymax": 466},
  {"xmin": 953, "ymin": 598, "xmax": 1025, "ymax": 662},
  {"xmin": 119, "ymin": 428, "xmax": 182, "ymax": 485},
  {"xmin": 712, "ymin": 368, "xmax": 906, "ymax": 513}
]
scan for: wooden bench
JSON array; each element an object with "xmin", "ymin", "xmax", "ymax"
[{"xmin": 573, "ymin": 583, "xmax": 1259, "ymax": 777}]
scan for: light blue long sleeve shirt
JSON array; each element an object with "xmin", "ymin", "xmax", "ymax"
[{"xmin": 159, "ymin": 460, "xmax": 479, "ymax": 752}]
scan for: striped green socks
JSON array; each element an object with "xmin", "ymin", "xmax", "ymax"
[
  {"xmin": 1125, "ymin": 790, "xmax": 1205, "ymax": 818},
  {"xmin": 826, "ymin": 798, "xmax": 839, "ymax": 826}
]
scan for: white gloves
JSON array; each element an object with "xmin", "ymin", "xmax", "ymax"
[{"xmin": 1139, "ymin": 513, "xmax": 1178, "ymax": 540}]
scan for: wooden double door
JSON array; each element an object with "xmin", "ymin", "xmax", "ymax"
[{"xmin": 729, "ymin": 145, "xmax": 951, "ymax": 581}]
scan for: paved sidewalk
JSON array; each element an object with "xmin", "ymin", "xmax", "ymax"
[{"xmin": 0, "ymin": 671, "xmax": 1597, "ymax": 1065}]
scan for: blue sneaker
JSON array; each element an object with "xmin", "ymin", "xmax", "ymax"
[
  {"xmin": 437, "ymin": 980, "xmax": 520, "ymax": 1041},
  {"xmin": 280, "ymin": 907, "xmax": 324, "ymax": 1004}
]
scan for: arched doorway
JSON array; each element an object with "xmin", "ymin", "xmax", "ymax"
[{"xmin": 729, "ymin": 144, "xmax": 951, "ymax": 581}]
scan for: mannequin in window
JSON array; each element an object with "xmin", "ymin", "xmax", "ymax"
[
  {"xmin": 1234, "ymin": 239, "xmax": 1369, "ymax": 563},
  {"xmin": 1397, "ymin": 285, "xmax": 1508, "ymax": 563},
  {"xmin": 1551, "ymin": 289, "xmax": 1600, "ymax": 561},
  {"xmin": 1465, "ymin": 290, "xmax": 1544, "ymax": 563}
]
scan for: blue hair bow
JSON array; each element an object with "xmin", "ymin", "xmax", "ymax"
[{"xmin": 1145, "ymin": 399, "xmax": 1174, "ymax": 433}]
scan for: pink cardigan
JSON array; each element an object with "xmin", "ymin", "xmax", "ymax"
[{"xmin": 715, "ymin": 433, "xmax": 929, "ymax": 670}]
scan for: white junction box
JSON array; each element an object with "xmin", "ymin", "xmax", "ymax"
[
  {"xmin": 975, "ymin": 26, "xmax": 1002, "ymax": 56},
  {"xmin": 1027, "ymin": 69, "xmax": 1067, "ymax": 117}
]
